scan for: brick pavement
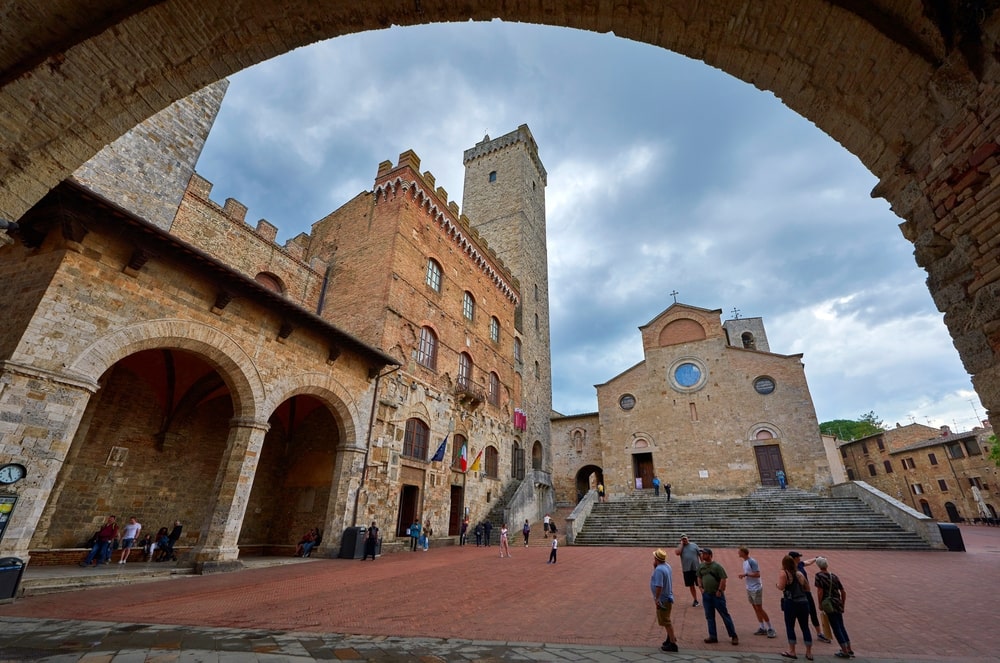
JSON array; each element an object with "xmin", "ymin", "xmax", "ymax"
[{"xmin": 1, "ymin": 526, "xmax": 998, "ymax": 662}]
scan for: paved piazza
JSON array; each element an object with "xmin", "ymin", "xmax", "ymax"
[{"xmin": 1, "ymin": 526, "xmax": 998, "ymax": 662}]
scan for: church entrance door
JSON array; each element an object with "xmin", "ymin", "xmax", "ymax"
[
  {"xmin": 754, "ymin": 445, "xmax": 785, "ymax": 486},
  {"xmin": 633, "ymin": 453, "xmax": 654, "ymax": 491}
]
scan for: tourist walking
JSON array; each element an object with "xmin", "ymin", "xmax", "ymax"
[
  {"xmin": 696, "ymin": 548, "xmax": 738, "ymax": 645},
  {"xmin": 652, "ymin": 475, "xmax": 661, "ymax": 497},
  {"xmin": 665, "ymin": 482, "xmax": 672, "ymax": 501},
  {"xmin": 650, "ymin": 548, "xmax": 679, "ymax": 652},
  {"xmin": 777, "ymin": 553, "xmax": 813, "ymax": 660},
  {"xmin": 738, "ymin": 546, "xmax": 776, "ymax": 637},
  {"xmin": 498, "ymin": 523, "xmax": 511, "ymax": 557},
  {"xmin": 459, "ymin": 518, "xmax": 468, "ymax": 546},
  {"xmin": 674, "ymin": 533, "xmax": 701, "ymax": 606},
  {"xmin": 483, "ymin": 520, "xmax": 493, "ymax": 546},
  {"xmin": 814, "ymin": 557, "xmax": 854, "ymax": 659},
  {"xmin": 474, "ymin": 522, "xmax": 483, "ymax": 546},
  {"xmin": 547, "ymin": 535, "xmax": 558, "ymax": 564},
  {"xmin": 522, "ymin": 519, "xmax": 530, "ymax": 546},
  {"xmin": 543, "ymin": 513, "xmax": 551, "ymax": 536}
]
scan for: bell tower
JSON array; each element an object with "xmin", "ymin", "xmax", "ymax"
[{"xmin": 462, "ymin": 125, "xmax": 553, "ymax": 480}]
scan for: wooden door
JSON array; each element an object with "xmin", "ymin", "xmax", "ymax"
[{"xmin": 754, "ymin": 445, "xmax": 785, "ymax": 486}]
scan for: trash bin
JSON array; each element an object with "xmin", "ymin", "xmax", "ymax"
[
  {"xmin": 0, "ymin": 557, "xmax": 25, "ymax": 600},
  {"xmin": 938, "ymin": 522, "xmax": 966, "ymax": 552},
  {"xmin": 338, "ymin": 526, "xmax": 366, "ymax": 559}
]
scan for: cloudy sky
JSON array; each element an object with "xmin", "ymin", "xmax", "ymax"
[{"xmin": 194, "ymin": 20, "xmax": 985, "ymax": 433}]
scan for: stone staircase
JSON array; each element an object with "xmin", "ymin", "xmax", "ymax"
[{"xmin": 572, "ymin": 487, "xmax": 933, "ymax": 550}]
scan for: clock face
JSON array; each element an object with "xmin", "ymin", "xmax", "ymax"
[{"xmin": 0, "ymin": 463, "xmax": 26, "ymax": 484}]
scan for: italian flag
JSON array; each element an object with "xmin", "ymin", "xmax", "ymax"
[{"xmin": 459, "ymin": 442, "xmax": 469, "ymax": 472}]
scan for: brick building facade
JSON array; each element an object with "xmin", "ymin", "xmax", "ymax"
[
  {"xmin": 551, "ymin": 304, "xmax": 831, "ymax": 503},
  {"xmin": 0, "ymin": 88, "xmax": 554, "ymax": 564},
  {"xmin": 839, "ymin": 423, "xmax": 998, "ymax": 522}
]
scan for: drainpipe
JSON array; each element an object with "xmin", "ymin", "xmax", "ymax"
[{"xmin": 351, "ymin": 364, "xmax": 401, "ymax": 527}]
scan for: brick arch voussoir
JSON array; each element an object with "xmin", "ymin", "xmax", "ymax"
[
  {"xmin": 65, "ymin": 319, "xmax": 265, "ymax": 419},
  {"xmin": 3, "ymin": 1, "xmax": 950, "ymax": 228},
  {"xmin": 262, "ymin": 373, "xmax": 363, "ymax": 450}
]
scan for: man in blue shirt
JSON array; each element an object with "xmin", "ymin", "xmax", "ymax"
[{"xmin": 650, "ymin": 548, "xmax": 678, "ymax": 652}]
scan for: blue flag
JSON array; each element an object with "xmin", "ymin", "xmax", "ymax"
[{"xmin": 431, "ymin": 435, "xmax": 448, "ymax": 462}]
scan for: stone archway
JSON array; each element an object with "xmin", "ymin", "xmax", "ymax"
[{"xmin": 3, "ymin": 2, "xmax": 999, "ymax": 427}]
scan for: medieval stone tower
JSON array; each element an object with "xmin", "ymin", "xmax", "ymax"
[{"xmin": 462, "ymin": 125, "xmax": 553, "ymax": 476}]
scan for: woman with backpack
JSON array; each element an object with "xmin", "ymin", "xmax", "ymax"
[{"xmin": 776, "ymin": 554, "xmax": 813, "ymax": 660}]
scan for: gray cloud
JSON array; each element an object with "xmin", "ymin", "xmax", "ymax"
[{"xmin": 196, "ymin": 20, "xmax": 980, "ymax": 431}]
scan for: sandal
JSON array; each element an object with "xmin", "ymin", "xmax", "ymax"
[{"xmin": 781, "ymin": 654, "xmax": 798, "ymax": 660}]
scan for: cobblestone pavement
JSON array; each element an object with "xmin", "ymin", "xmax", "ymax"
[{"xmin": 1, "ymin": 525, "xmax": 998, "ymax": 662}]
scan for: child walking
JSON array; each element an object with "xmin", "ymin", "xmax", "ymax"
[{"xmin": 547, "ymin": 535, "xmax": 558, "ymax": 564}]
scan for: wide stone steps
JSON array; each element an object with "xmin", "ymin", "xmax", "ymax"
[{"xmin": 572, "ymin": 488, "xmax": 932, "ymax": 550}]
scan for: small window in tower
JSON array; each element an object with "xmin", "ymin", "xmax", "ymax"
[
  {"xmin": 490, "ymin": 316, "xmax": 500, "ymax": 342},
  {"xmin": 463, "ymin": 291, "xmax": 475, "ymax": 321},
  {"xmin": 741, "ymin": 332, "xmax": 756, "ymax": 349},
  {"xmin": 489, "ymin": 171, "xmax": 497, "ymax": 183},
  {"xmin": 513, "ymin": 337, "xmax": 522, "ymax": 363},
  {"xmin": 425, "ymin": 259, "xmax": 442, "ymax": 292}
]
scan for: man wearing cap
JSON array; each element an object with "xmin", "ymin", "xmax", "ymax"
[
  {"xmin": 674, "ymin": 534, "xmax": 701, "ymax": 607},
  {"xmin": 696, "ymin": 547, "xmax": 739, "ymax": 645},
  {"xmin": 650, "ymin": 549, "xmax": 679, "ymax": 652}
]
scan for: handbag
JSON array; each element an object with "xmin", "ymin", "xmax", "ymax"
[{"xmin": 820, "ymin": 573, "xmax": 838, "ymax": 613}]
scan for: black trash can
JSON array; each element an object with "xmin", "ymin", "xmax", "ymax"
[
  {"xmin": 938, "ymin": 522, "xmax": 966, "ymax": 552},
  {"xmin": 0, "ymin": 557, "xmax": 25, "ymax": 600},
  {"xmin": 338, "ymin": 526, "xmax": 366, "ymax": 559}
]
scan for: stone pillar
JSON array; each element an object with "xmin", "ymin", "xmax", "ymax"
[
  {"xmin": 320, "ymin": 443, "xmax": 367, "ymax": 558},
  {"xmin": 191, "ymin": 416, "xmax": 269, "ymax": 573},
  {"xmin": 0, "ymin": 361, "xmax": 98, "ymax": 561}
]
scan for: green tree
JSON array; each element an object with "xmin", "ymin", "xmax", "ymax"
[
  {"xmin": 987, "ymin": 435, "xmax": 1000, "ymax": 468},
  {"xmin": 819, "ymin": 412, "xmax": 885, "ymax": 441}
]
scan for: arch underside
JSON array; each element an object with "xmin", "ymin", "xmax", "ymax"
[{"xmin": 1, "ymin": 1, "xmax": 998, "ymax": 426}]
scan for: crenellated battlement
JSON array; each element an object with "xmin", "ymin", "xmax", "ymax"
[
  {"xmin": 373, "ymin": 151, "xmax": 520, "ymax": 304},
  {"xmin": 183, "ymin": 173, "xmax": 310, "ymax": 262}
]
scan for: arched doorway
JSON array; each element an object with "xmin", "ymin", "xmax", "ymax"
[
  {"xmin": 239, "ymin": 393, "xmax": 339, "ymax": 556},
  {"xmin": 531, "ymin": 441, "xmax": 543, "ymax": 470},
  {"xmin": 575, "ymin": 465, "xmax": 602, "ymax": 502},
  {"xmin": 945, "ymin": 502, "xmax": 962, "ymax": 523},
  {"xmin": 919, "ymin": 499, "xmax": 933, "ymax": 517},
  {"xmin": 34, "ymin": 348, "xmax": 234, "ymax": 555}
]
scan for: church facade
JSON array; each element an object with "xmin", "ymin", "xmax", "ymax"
[{"xmin": 551, "ymin": 304, "xmax": 831, "ymax": 504}]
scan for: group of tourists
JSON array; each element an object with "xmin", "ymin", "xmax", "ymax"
[
  {"xmin": 651, "ymin": 534, "xmax": 853, "ymax": 658},
  {"xmin": 79, "ymin": 515, "xmax": 182, "ymax": 566}
]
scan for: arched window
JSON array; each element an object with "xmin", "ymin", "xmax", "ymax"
[
  {"xmin": 488, "ymin": 170, "xmax": 497, "ymax": 182},
  {"xmin": 490, "ymin": 316, "xmax": 500, "ymax": 342},
  {"xmin": 463, "ymin": 291, "xmax": 476, "ymax": 321},
  {"xmin": 485, "ymin": 445, "xmax": 499, "ymax": 478},
  {"xmin": 255, "ymin": 271, "xmax": 285, "ymax": 294},
  {"xmin": 452, "ymin": 433, "xmax": 467, "ymax": 469},
  {"xmin": 532, "ymin": 441, "xmax": 543, "ymax": 470},
  {"xmin": 417, "ymin": 326, "xmax": 438, "ymax": 370},
  {"xmin": 488, "ymin": 371, "xmax": 500, "ymax": 405},
  {"xmin": 867, "ymin": 463, "xmax": 877, "ymax": 477},
  {"xmin": 425, "ymin": 259, "xmax": 442, "ymax": 292},
  {"xmin": 458, "ymin": 352, "xmax": 472, "ymax": 388},
  {"xmin": 458, "ymin": 352, "xmax": 473, "ymax": 389},
  {"xmin": 403, "ymin": 418, "xmax": 430, "ymax": 460},
  {"xmin": 741, "ymin": 331, "xmax": 756, "ymax": 349},
  {"xmin": 513, "ymin": 337, "xmax": 522, "ymax": 363},
  {"xmin": 755, "ymin": 429, "xmax": 774, "ymax": 440},
  {"xmin": 534, "ymin": 360, "xmax": 540, "ymax": 379}
]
